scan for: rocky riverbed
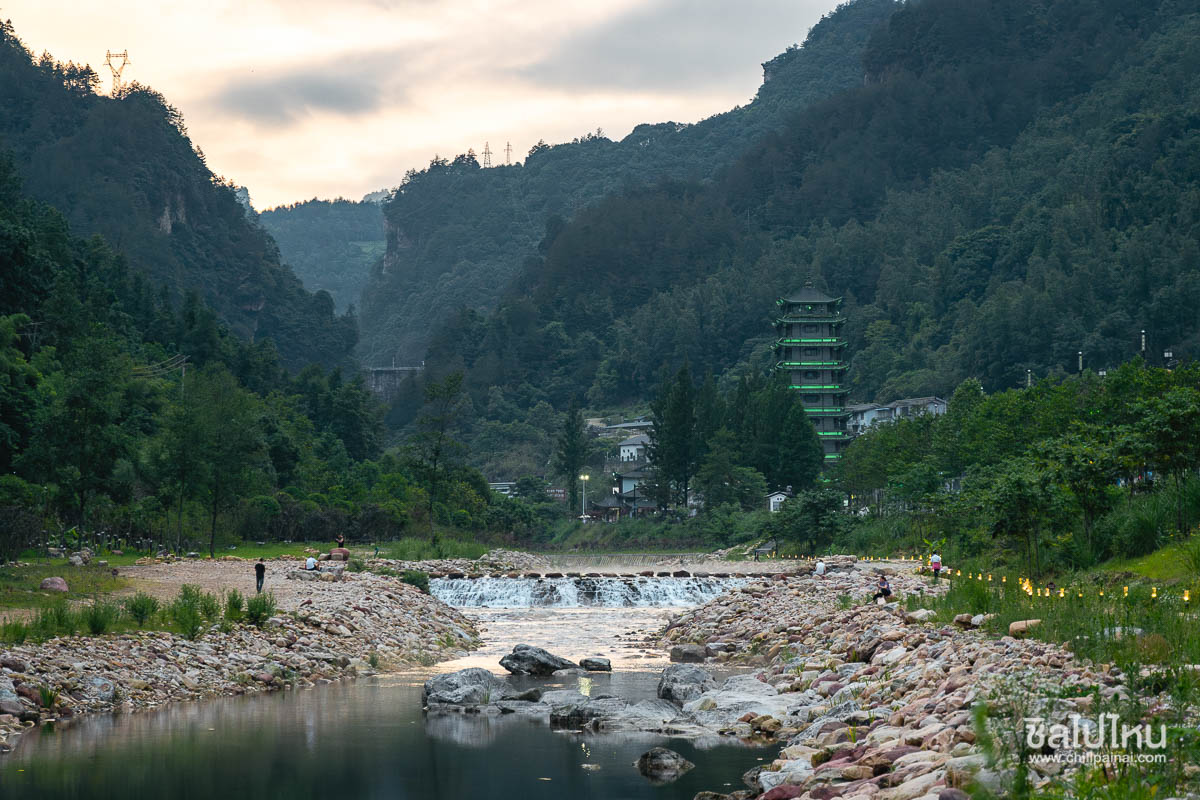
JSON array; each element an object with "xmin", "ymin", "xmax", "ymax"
[
  {"xmin": 658, "ymin": 558, "xmax": 1140, "ymax": 799},
  {"xmin": 421, "ymin": 555, "xmax": 1160, "ymax": 798},
  {"xmin": 0, "ymin": 566, "xmax": 480, "ymax": 754}
]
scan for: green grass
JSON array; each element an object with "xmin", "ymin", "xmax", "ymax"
[
  {"xmin": 15, "ymin": 541, "xmax": 357, "ymax": 567},
  {"xmin": 376, "ymin": 538, "xmax": 489, "ymax": 561},
  {"xmin": 1103, "ymin": 541, "xmax": 1198, "ymax": 582},
  {"xmin": 911, "ymin": 574, "xmax": 1200, "ymax": 665},
  {"xmin": 0, "ymin": 564, "xmax": 129, "ymax": 611}
]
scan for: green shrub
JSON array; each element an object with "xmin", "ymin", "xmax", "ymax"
[
  {"xmin": 224, "ymin": 589, "xmax": 245, "ymax": 622},
  {"xmin": 32, "ymin": 599, "xmax": 78, "ymax": 639},
  {"xmin": 169, "ymin": 590, "xmax": 206, "ymax": 641},
  {"xmin": 198, "ymin": 591, "xmax": 220, "ymax": 621},
  {"xmin": 0, "ymin": 619, "xmax": 29, "ymax": 644},
  {"xmin": 83, "ymin": 601, "xmax": 121, "ymax": 635},
  {"xmin": 401, "ymin": 570, "xmax": 430, "ymax": 593},
  {"xmin": 246, "ymin": 592, "xmax": 276, "ymax": 628},
  {"xmin": 348, "ymin": 558, "xmax": 365, "ymax": 573},
  {"xmin": 124, "ymin": 592, "xmax": 160, "ymax": 626}
]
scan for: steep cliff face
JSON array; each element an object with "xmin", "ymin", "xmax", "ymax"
[
  {"xmin": 0, "ymin": 21, "xmax": 356, "ymax": 371},
  {"xmin": 357, "ymin": 0, "xmax": 900, "ymax": 366}
]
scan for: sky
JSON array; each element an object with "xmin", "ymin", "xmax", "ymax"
[{"xmin": 5, "ymin": 0, "xmax": 838, "ymax": 209}]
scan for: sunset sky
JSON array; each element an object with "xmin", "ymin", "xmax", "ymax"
[{"xmin": 6, "ymin": 0, "xmax": 837, "ymax": 209}]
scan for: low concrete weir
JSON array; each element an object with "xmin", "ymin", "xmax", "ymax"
[{"xmin": 430, "ymin": 575, "xmax": 746, "ymax": 608}]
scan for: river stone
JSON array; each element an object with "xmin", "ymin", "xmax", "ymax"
[
  {"xmin": 580, "ymin": 657, "xmax": 612, "ymax": 672},
  {"xmin": 89, "ymin": 676, "xmax": 116, "ymax": 702},
  {"xmin": 39, "ymin": 576, "xmax": 69, "ymax": 593},
  {"xmin": 635, "ymin": 747, "xmax": 694, "ymax": 784},
  {"xmin": 1, "ymin": 656, "xmax": 27, "ymax": 673},
  {"xmin": 657, "ymin": 663, "xmax": 716, "ymax": 706},
  {"xmin": 424, "ymin": 668, "xmax": 515, "ymax": 705},
  {"xmin": 668, "ymin": 644, "xmax": 706, "ymax": 663},
  {"xmin": 68, "ymin": 555, "xmax": 84, "ymax": 567},
  {"xmin": 499, "ymin": 644, "xmax": 579, "ymax": 676}
]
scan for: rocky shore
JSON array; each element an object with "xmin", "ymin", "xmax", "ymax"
[
  {"xmin": 0, "ymin": 567, "xmax": 480, "ymax": 754},
  {"xmin": 659, "ymin": 559, "xmax": 1130, "ymax": 799}
]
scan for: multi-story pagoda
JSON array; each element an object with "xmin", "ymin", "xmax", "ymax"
[{"xmin": 773, "ymin": 279, "xmax": 850, "ymax": 461}]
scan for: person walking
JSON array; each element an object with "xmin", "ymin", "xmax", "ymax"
[
  {"xmin": 254, "ymin": 559, "xmax": 266, "ymax": 594},
  {"xmin": 930, "ymin": 552, "xmax": 942, "ymax": 583}
]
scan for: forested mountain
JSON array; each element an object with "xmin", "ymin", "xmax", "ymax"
[
  {"xmin": 0, "ymin": 21, "xmax": 356, "ymax": 371},
  {"xmin": 259, "ymin": 198, "xmax": 384, "ymax": 314},
  {"xmin": 358, "ymin": 0, "xmax": 900, "ymax": 366},
  {"xmin": 409, "ymin": 0, "xmax": 1198, "ymax": 444}
]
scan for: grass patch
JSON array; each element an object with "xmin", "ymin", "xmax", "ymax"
[
  {"xmin": 400, "ymin": 570, "xmax": 430, "ymax": 593},
  {"xmin": 1103, "ymin": 543, "xmax": 1198, "ymax": 582},
  {"xmin": 377, "ymin": 538, "xmax": 489, "ymax": 562},
  {"xmin": 123, "ymin": 591, "xmax": 160, "ymax": 625},
  {"xmin": 0, "ymin": 564, "xmax": 129, "ymax": 611},
  {"xmin": 912, "ymin": 575, "xmax": 1200, "ymax": 665}
]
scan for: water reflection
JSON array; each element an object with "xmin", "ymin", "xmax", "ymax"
[{"xmin": 2, "ymin": 674, "xmax": 774, "ymax": 800}]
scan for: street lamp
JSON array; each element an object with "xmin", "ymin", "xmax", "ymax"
[{"xmin": 579, "ymin": 474, "xmax": 589, "ymax": 520}]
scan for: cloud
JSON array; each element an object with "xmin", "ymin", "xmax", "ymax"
[
  {"xmin": 207, "ymin": 49, "xmax": 417, "ymax": 125},
  {"xmin": 519, "ymin": 0, "xmax": 829, "ymax": 92}
]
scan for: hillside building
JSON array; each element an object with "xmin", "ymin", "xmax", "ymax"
[{"xmin": 774, "ymin": 280, "xmax": 850, "ymax": 461}]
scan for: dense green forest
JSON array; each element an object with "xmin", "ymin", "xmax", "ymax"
[
  {"xmin": 0, "ymin": 21, "xmax": 356, "ymax": 371},
  {"xmin": 258, "ymin": 198, "xmax": 384, "ymax": 315},
  {"xmin": 396, "ymin": 0, "xmax": 1199, "ymax": 479},
  {"xmin": 833, "ymin": 361, "xmax": 1200, "ymax": 577},
  {"xmin": 0, "ymin": 146, "xmax": 561, "ymax": 559},
  {"xmin": 357, "ymin": 0, "xmax": 899, "ymax": 366}
]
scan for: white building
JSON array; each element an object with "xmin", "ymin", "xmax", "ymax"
[{"xmin": 618, "ymin": 434, "xmax": 650, "ymax": 462}]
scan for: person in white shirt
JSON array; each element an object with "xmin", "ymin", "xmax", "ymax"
[
  {"xmin": 815, "ymin": 560, "xmax": 826, "ymax": 579},
  {"xmin": 306, "ymin": 556, "xmax": 317, "ymax": 571},
  {"xmin": 930, "ymin": 552, "xmax": 942, "ymax": 582}
]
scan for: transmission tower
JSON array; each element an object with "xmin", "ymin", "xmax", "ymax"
[
  {"xmin": 104, "ymin": 49, "xmax": 130, "ymax": 95},
  {"xmin": 481, "ymin": 142, "xmax": 493, "ymax": 168},
  {"xmin": 505, "ymin": 141, "xmax": 512, "ymax": 165}
]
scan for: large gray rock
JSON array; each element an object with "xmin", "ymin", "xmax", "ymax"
[
  {"xmin": 658, "ymin": 663, "xmax": 716, "ymax": 706},
  {"xmin": 669, "ymin": 644, "xmax": 706, "ymax": 663},
  {"xmin": 39, "ymin": 576, "xmax": 69, "ymax": 592},
  {"xmin": 499, "ymin": 644, "xmax": 579, "ymax": 676},
  {"xmin": 635, "ymin": 747, "xmax": 695, "ymax": 784},
  {"xmin": 423, "ymin": 668, "xmax": 515, "ymax": 705},
  {"xmin": 580, "ymin": 657, "xmax": 611, "ymax": 672}
]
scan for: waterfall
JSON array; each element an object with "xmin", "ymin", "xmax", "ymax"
[{"xmin": 430, "ymin": 576, "xmax": 744, "ymax": 608}]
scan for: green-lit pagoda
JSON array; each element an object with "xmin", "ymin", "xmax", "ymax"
[{"xmin": 773, "ymin": 279, "xmax": 850, "ymax": 461}]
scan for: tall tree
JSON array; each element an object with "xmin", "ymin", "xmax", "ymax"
[
  {"xmin": 649, "ymin": 364, "xmax": 698, "ymax": 508},
  {"xmin": 407, "ymin": 372, "xmax": 468, "ymax": 547},
  {"xmin": 188, "ymin": 367, "xmax": 268, "ymax": 558},
  {"xmin": 552, "ymin": 395, "xmax": 588, "ymax": 514}
]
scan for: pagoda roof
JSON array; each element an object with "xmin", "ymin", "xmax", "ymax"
[{"xmin": 782, "ymin": 284, "xmax": 838, "ymax": 304}]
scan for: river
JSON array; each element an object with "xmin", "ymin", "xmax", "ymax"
[{"xmin": 0, "ymin": 578, "xmax": 772, "ymax": 799}]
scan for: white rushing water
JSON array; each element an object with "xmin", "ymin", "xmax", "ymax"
[{"xmin": 431, "ymin": 576, "xmax": 744, "ymax": 608}]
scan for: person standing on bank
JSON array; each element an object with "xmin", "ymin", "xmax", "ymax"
[
  {"xmin": 930, "ymin": 552, "xmax": 942, "ymax": 583},
  {"xmin": 254, "ymin": 559, "xmax": 266, "ymax": 594},
  {"xmin": 335, "ymin": 533, "xmax": 345, "ymax": 549}
]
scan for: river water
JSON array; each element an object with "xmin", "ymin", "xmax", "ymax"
[{"xmin": 0, "ymin": 581, "xmax": 771, "ymax": 799}]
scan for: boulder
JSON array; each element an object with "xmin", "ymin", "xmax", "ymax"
[
  {"xmin": 953, "ymin": 614, "xmax": 976, "ymax": 628},
  {"xmin": 634, "ymin": 747, "xmax": 694, "ymax": 784},
  {"xmin": 580, "ymin": 657, "xmax": 612, "ymax": 672},
  {"xmin": 1, "ymin": 656, "xmax": 28, "ymax": 672},
  {"xmin": 905, "ymin": 609, "xmax": 936, "ymax": 623},
  {"xmin": 329, "ymin": 548, "xmax": 351, "ymax": 561},
  {"xmin": 39, "ymin": 576, "xmax": 69, "ymax": 593},
  {"xmin": 423, "ymin": 668, "xmax": 515, "ymax": 705},
  {"xmin": 1008, "ymin": 619, "xmax": 1042, "ymax": 637},
  {"xmin": 668, "ymin": 643, "xmax": 706, "ymax": 663},
  {"xmin": 68, "ymin": 555, "xmax": 85, "ymax": 567},
  {"xmin": 499, "ymin": 644, "xmax": 580, "ymax": 676},
  {"xmin": 657, "ymin": 663, "xmax": 716, "ymax": 706}
]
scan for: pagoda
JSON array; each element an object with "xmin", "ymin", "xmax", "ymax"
[{"xmin": 773, "ymin": 279, "xmax": 850, "ymax": 461}]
